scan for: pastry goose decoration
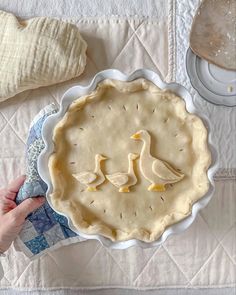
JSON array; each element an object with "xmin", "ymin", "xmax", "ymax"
[
  {"xmin": 106, "ymin": 153, "xmax": 139, "ymax": 193},
  {"xmin": 131, "ymin": 130, "xmax": 184, "ymax": 192},
  {"xmin": 72, "ymin": 154, "xmax": 107, "ymax": 192}
]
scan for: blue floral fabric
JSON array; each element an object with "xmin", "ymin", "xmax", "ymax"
[{"xmin": 16, "ymin": 104, "xmax": 78, "ymax": 256}]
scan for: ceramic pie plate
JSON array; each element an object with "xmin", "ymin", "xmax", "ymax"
[
  {"xmin": 38, "ymin": 69, "xmax": 218, "ymax": 249},
  {"xmin": 186, "ymin": 48, "xmax": 236, "ymax": 106}
]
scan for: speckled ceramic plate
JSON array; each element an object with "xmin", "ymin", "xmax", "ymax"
[
  {"xmin": 38, "ymin": 69, "xmax": 218, "ymax": 249},
  {"xmin": 186, "ymin": 48, "xmax": 236, "ymax": 107}
]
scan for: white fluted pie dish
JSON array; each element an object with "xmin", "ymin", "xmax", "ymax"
[{"xmin": 38, "ymin": 69, "xmax": 218, "ymax": 249}]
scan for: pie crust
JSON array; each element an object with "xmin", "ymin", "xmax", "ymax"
[{"xmin": 49, "ymin": 79, "xmax": 211, "ymax": 242}]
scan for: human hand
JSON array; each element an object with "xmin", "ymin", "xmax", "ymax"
[{"xmin": 0, "ymin": 176, "xmax": 45, "ymax": 253}]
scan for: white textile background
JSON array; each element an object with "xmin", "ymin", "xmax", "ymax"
[{"xmin": 0, "ymin": 0, "xmax": 235, "ymax": 294}]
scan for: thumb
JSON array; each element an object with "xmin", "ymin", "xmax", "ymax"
[{"xmin": 14, "ymin": 197, "xmax": 45, "ymax": 219}]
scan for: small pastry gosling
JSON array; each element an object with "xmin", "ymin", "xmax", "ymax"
[
  {"xmin": 106, "ymin": 153, "xmax": 139, "ymax": 193},
  {"xmin": 72, "ymin": 154, "xmax": 107, "ymax": 192}
]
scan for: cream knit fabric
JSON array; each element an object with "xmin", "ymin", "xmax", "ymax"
[{"xmin": 0, "ymin": 10, "xmax": 87, "ymax": 102}]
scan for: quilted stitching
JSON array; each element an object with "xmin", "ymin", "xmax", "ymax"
[
  {"xmin": 220, "ymin": 225, "xmax": 236, "ymax": 265},
  {"xmin": 163, "ymin": 216, "xmax": 218, "ymax": 282},
  {"xmin": 134, "ymin": 246, "xmax": 188, "ymax": 287},
  {"xmin": 0, "ymin": 1, "xmax": 235, "ymax": 290},
  {"xmin": 0, "ymin": 113, "xmax": 7, "ymax": 131}
]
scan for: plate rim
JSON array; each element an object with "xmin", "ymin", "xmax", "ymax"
[
  {"xmin": 186, "ymin": 48, "xmax": 236, "ymax": 107},
  {"xmin": 38, "ymin": 68, "xmax": 219, "ymax": 249}
]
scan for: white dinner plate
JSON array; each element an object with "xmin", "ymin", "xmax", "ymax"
[{"xmin": 186, "ymin": 48, "xmax": 236, "ymax": 107}]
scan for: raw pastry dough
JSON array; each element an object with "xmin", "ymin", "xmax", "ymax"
[
  {"xmin": 49, "ymin": 79, "xmax": 211, "ymax": 242},
  {"xmin": 131, "ymin": 130, "xmax": 184, "ymax": 192},
  {"xmin": 0, "ymin": 10, "xmax": 87, "ymax": 102},
  {"xmin": 73, "ymin": 154, "xmax": 107, "ymax": 192},
  {"xmin": 106, "ymin": 153, "xmax": 139, "ymax": 192}
]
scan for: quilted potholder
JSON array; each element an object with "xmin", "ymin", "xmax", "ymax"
[{"xmin": 16, "ymin": 104, "xmax": 82, "ymax": 257}]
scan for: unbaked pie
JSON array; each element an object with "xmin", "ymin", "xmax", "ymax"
[{"xmin": 49, "ymin": 78, "xmax": 211, "ymax": 242}]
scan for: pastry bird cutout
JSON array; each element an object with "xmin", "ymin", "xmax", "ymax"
[
  {"xmin": 72, "ymin": 154, "xmax": 107, "ymax": 192},
  {"xmin": 106, "ymin": 153, "xmax": 139, "ymax": 193},
  {"xmin": 131, "ymin": 130, "xmax": 184, "ymax": 192}
]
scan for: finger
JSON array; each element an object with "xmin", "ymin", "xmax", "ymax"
[
  {"xmin": 0, "ymin": 198, "xmax": 17, "ymax": 214},
  {"xmin": 8, "ymin": 175, "xmax": 26, "ymax": 193},
  {"xmin": 0, "ymin": 188, "xmax": 17, "ymax": 203},
  {"xmin": 13, "ymin": 197, "xmax": 45, "ymax": 219},
  {"xmin": 5, "ymin": 175, "xmax": 26, "ymax": 200},
  {"xmin": 0, "ymin": 198, "xmax": 17, "ymax": 208},
  {"xmin": 0, "ymin": 188, "xmax": 8, "ymax": 199}
]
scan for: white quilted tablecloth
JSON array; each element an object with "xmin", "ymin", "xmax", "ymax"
[{"xmin": 0, "ymin": 0, "xmax": 235, "ymax": 294}]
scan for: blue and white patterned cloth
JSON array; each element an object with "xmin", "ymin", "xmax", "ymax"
[{"xmin": 16, "ymin": 104, "xmax": 82, "ymax": 257}]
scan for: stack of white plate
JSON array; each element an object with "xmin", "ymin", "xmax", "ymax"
[{"xmin": 186, "ymin": 48, "xmax": 236, "ymax": 107}]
